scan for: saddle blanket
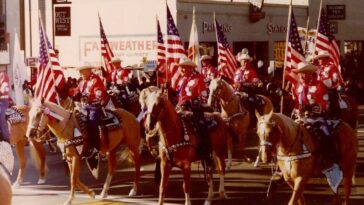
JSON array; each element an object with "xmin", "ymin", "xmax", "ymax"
[
  {"xmin": 6, "ymin": 107, "xmax": 26, "ymax": 124},
  {"xmin": 78, "ymin": 109, "xmax": 121, "ymax": 131}
]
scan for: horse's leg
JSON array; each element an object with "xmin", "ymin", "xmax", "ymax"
[
  {"xmin": 128, "ymin": 145, "xmax": 141, "ymax": 196},
  {"xmin": 182, "ymin": 165, "xmax": 192, "ymax": 205},
  {"xmin": 13, "ymin": 139, "xmax": 27, "ymax": 188},
  {"xmin": 342, "ymin": 167, "xmax": 355, "ymax": 205},
  {"xmin": 226, "ymin": 134, "xmax": 232, "ymax": 171},
  {"xmin": 204, "ymin": 171, "xmax": 214, "ymax": 205},
  {"xmin": 287, "ymin": 178, "xmax": 307, "ymax": 205},
  {"xmin": 64, "ymin": 160, "xmax": 75, "ymax": 205},
  {"xmin": 31, "ymin": 140, "xmax": 46, "ymax": 184},
  {"xmin": 216, "ymin": 155, "xmax": 227, "ymax": 199},
  {"xmin": 100, "ymin": 149, "xmax": 117, "ymax": 199},
  {"xmin": 158, "ymin": 159, "xmax": 171, "ymax": 205}
]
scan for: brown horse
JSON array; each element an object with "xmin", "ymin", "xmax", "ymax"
[
  {"xmin": 339, "ymin": 95, "xmax": 358, "ymax": 130},
  {"xmin": 208, "ymin": 78, "xmax": 273, "ymax": 168},
  {"xmin": 143, "ymin": 89, "xmax": 228, "ymax": 205},
  {"xmin": 255, "ymin": 110, "xmax": 357, "ymax": 205},
  {"xmin": 26, "ymin": 100, "xmax": 141, "ymax": 205}
]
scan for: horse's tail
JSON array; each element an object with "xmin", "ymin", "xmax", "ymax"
[
  {"xmin": 30, "ymin": 142, "xmax": 48, "ymax": 173},
  {"xmin": 118, "ymin": 146, "xmax": 134, "ymax": 165}
]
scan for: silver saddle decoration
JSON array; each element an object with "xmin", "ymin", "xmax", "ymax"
[
  {"xmin": 0, "ymin": 141, "xmax": 14, "ymax": 175},
  {"xmin": 322, "ymin": 163, "xmax": 343, "ymax": 193}
]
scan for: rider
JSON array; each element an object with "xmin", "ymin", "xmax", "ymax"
[
  {"xmin": 293, "ymin": 62, "xmax": 342, "ymax": 185},
  {"xmin": 233, "ymin": 49, "xmax": 262, "ymax": 109},
  {"xmin": 76, "ymin": 62, "xmax": 107, "ymax": 157},
  {"xmin": 109, "ymin": 57, "xmax": 134, "ymax": 108},
  {"xmin": 200, "ymin": 55, "xmax": 218, "ymax": 85},
  {"xmin": 0, "ymin": 68, "xmax": 10, "ymax": 143},
  {"xmin": 314, "ymin": 50, "xmax": 345, "ymax": 118},
  {"xmin": 176, "ymin": 57, "xmax": 213, "ymax": 166}
]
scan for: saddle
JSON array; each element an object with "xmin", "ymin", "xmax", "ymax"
[
  {"xmin": 237, "ymin": 92, "xmax": 265, "ymax": 112},
  {"xmin": 77, "ymin": 109, "xmax": 122, "ymax": 132},
  {"xmin": 6, "ymin": 107, "xmax": 26, "ymax": 124}
]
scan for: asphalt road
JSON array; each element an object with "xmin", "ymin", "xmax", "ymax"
[{"xmin": 10, "ymin": 109, "xmax": 364, "ymax": 205}]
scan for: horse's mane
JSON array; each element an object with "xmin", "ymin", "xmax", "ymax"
[
  {"xmin": 43, "ymin": 101, "xmax": 71, "ymax": 119},
  {"xmin": 271, "ymin": 113, "xmax": 298, "ymax": 137}
]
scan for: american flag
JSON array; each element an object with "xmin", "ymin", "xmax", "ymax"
[
  {"xmin": 315, "ymin": 8, "xmax": 340, "ymax": 68},
  {"xmin": 187, "ymin": 7, "xmax": 201, "ymax": 73},
  {"xmin": 156, "ymin": 18, "xmax": 166, "ymax": 84},
  {"xmin": 285, "ymin": 11, "xmax": 305, "ymax": 84},
  {"xmin": 215, "ymin": 19, "xmax": 237, "ymax": 81},
  {"xmin": 34, "ymin": 18, "xmax": 65, "ymax": 103},
  {"xmin": 166, "ymin": 5, "xmax": 187, "ymax": 90},
  {"xmin": 99, "ymin": 15, "xmax": 115, "ymax": 78}
]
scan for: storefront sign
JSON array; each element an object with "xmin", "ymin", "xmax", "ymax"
[
  {"xmin": 80, "ymin": 35, "xmax": 157, "ymax": 66},
  {"xmin": 328, "ymin": 21, "xmax": 338, "ymax": 34},
  {"xmin": 267, "ymin": 23, "xmax": 287, "ymax": 35},
  {"xmin": 274, "ymin": 41, "xmax": 285, "ymax": 68},
  {"xmin": 202, "ymin": 21, "xmax": 231, "ymax": 34},
  {"xmin": 26, "ymin": 57, "xmax": 38, "ymax": 67},
  {"xmin": 327, "ymin": 5, "xmax": 345, "ymax": 20},
  {"xmin": 54, "ymin": 6, "xmax": 71, "ymax": 36}
]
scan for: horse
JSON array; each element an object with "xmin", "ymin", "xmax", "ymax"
[
  {"xmin": 255, "ymin": 110, "xmax": 357, "ymax": 205},
  {"xmin": 143, "ymin": 89, "xmax": 228, "ymax": 205},
  {"xmin": 208, "ymin": 78, "xmax": 274, "ymax": 168},
  {"xmin": 339, "ymin": 95, "xmax": 358, "ymax": 130},
  {"xmin": 8, "ymin": 105, "xmax": 47, "ymax": 187},
  {"xmin": 11, "ymin": 97, "xmax": 75, "ymax": 188},
  {"xmin": 26, "ymin": 99, "xmax": 141, "ymax": 205}
]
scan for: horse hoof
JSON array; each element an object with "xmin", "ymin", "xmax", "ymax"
[
  {"xmin": 37, "ymin": 178, "xmax": 46, "ymax": 184},
  {"xmin": 12, "ymin": 182, "xmax": 21, "ymax": 189},
  {"xmin": 203, "ymin": 200, "xmax": 212, "ymax": 205},
  {"xmin": 219, "ymin": 192, "xmax": 227, "ymax": 199},
  {"xmin": 225, "ymin": 165, "xmax": 231, "ymax": 172},
  {"xmin": 128, "ymin": 188, "xmax": 137, "ymax": 196},
  {"xmin": 63, "ymin": 201, "xmax": 72, "ymax": 205},
  {"xmin": 89, "ymin": 190, "xmax": 96, "ymax": 199},
  {"xmin": 99, "ymin": 191, "xmax": 108, "ymax": 199}
]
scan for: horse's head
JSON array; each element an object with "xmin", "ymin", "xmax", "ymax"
[
  {"xmin": 208, "ymin": 77, "xmax": 224, "ymax": 107},
  {"xmin": 26, "ymin": 99, "xmax": 49, "ymax": 141},
  {"xmin": 255, "ymin": 110, "xmax": 278, "ymax": 163},
  {"xmin": 144, "ymin": 90, "xmax": 165, "ymax": 132},
  {"xmin": 139, "ymin": 86, "xmax": 159, "ymax": 110}
]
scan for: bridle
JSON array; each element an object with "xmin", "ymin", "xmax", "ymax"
[{"xmin": 258, "ymin": 120, "xmax": 276, "ymax": 148}]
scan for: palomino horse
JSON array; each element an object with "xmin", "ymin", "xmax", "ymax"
[
  {"xmin": 143, "ymin": 89, "xmax": 228, "ymax": 205},
  {"xmin": 208, "ymin": 78, "xmax": 273, "ymax": 168},
  {"xmin": 26, "ymin": 100, "xmax": 141, "ymax": 205},
  {"xmin": 9, "ymin": 105, "xmax": 47, "ymax": 187},
  {"xmin": 256, "ymin": 111, "xmax": 357, "ymax": 205},
  {"xmin": 11, "ymin": 97, "xmax": 75, "ymax": 187}
]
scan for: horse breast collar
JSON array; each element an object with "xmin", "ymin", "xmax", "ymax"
[
  {"xmin": 161, "ymin": 114, "xmax": 195, "ymax": 164},
  {"xmin": 276, "ymin": 125, "xmax": 312, "ymax": 175}
]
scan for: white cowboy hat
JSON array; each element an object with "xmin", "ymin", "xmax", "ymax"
[
  {"xmin": 200, "ymin": 55, "xmax": 212, "ymax": 61},
  {"xmin": 236, "ymin": 53, "xmax": 252, "ymax": 62},
  {"xmin": 76, "ymin": 61, "xmax": 95, "ymax": 71},
  {"xmin": 109, "ymin": 56, "xmax": 122, "ymax": 64},
  {"xmin": 178, "ymin": 57, "xmax": 197, "ymax": 68},
  {"xmin": 294, "ymin": 62, "xmax": 318, "ymax": 74},
  {"xmin": 314, "ymin": 50, "xmax": 332, "ymax": 60}
]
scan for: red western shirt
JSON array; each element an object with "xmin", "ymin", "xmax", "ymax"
[
  {"xmin": 78, "ymin": 74, "xmax": 107, "ymax": 104},
  {"xmin": 177, "ymin": 73, "xmax": 207, "ymax": 106},
  {"xmin": 0, "ymin": 72, "xmax": 10, "ymax": 99}
]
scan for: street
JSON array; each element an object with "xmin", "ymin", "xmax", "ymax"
[{"xmin": 11, "ymin": 108, "xmax": 364, "ymax": 205}]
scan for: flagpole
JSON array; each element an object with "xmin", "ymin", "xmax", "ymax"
[
  {"xmin": 303, "ymin": 15, "xmax": 310, "ymax": 55},
  {"xmin": 313, "ymin": 0, "xmax": 323, "ymax": 54},
  {"xmin": 279, "ymin": 0, "xmax": 292, "ymax": 113},
  {"xmin": 38, "ymin": 10, "xmax": 61, "ymax": 105},
  {"xmin": 156, "ymin": 15, "xmax": 159, "ymax": 87}
]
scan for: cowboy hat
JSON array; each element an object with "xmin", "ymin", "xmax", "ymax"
[
  {"xmin": 109, "ymin": 56, "xmax": 122, "ymax": 64},
  {"xmin": 178, "ymin": 57, "xmax": 197, "ymax": 68},
  {"xmin": 200, "ymin": 55, "xmax": 212, "ymax": 61},
  {"xmin": 314, "ymin": 50, "xmax": 332, "ymax": 60},
  {"xmin": 76, "ymin": 61, "xmax": 95, "ymax": 71},
  {"xmin": 294, "ymin": 62, "xmax": 318, "ymax": 74}
]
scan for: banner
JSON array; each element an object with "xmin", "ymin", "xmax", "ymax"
[{"xmin": 12, "ymin": 32, "xmax": 26, "ymax": 105}]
